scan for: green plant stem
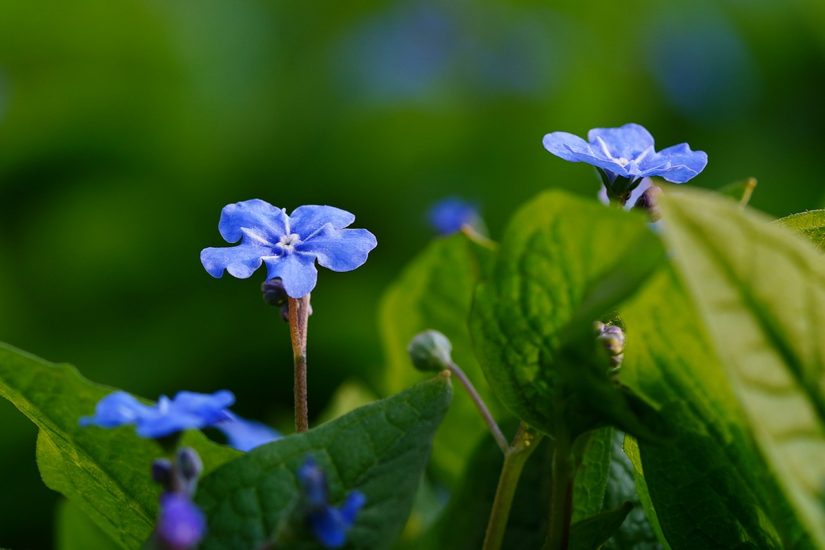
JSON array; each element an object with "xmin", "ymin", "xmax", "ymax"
[
  {"xmin": 287, "ymin": 295, "xmax": 310, "ymax": 433},
  {"xmin": 448, "ymin": 362, "xmax": 509, "ymax": 454},
  {"xmin": 482, "ymin": 423, "xmax": 541, "ymax": 550},
  {"xmin": 544, "ymin": 432, "xmax": 574, "ymax": 550}
]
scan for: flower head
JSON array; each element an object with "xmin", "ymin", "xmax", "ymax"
[
  {"xmin": 156, "ymin": 492, "xmax": 206, "ymax": 550},
  {"xmin": 201, "ymin": 200, "xmax": 378, "ymax": 298},
  {"xmin": 216, "ymin": 412, "xmax": 281, "ymax": 452},
  {"xmin": 80, "ymin": 390, "xmax": 234, "ymax": 439},
  {"xmin": 428, "ymin": 197, "xmax": 483, "ymax": 235},
  {"xmin": 298, "ymin": 457, "xmax": 366, "ymax": 548},
  {"xmin": 542, "ymin": 123, "xmax": 707, "ymax": 203}
]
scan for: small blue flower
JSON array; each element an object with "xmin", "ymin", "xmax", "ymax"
[
  {"xmin": 80, "ymin": 390, "xmax": 234, "ymax": 439},
  {"xmin": 298, "ymin": 457, "xmax": 366, "ymax": 549},
  {"xmin": 428, "ymin": 197, "xmax": 483, "ymax": 235},
  {"xmin": 542, "ymin": 123, "xmax": 707, "ymax": 203},
  {"xmin": 156, "ymin": 492, "xmax": 206, "ymax": 550},
  {"xmin": 216, "ymin": 412, "xmax": 281, "ymax": 452},
  {"xmin": 201, "ymin": 200, "xmax": 378, "ymax": 298}
]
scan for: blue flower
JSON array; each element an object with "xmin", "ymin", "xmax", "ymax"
[
  {"xmin": 156, "ymin": 492, "xmax": 206, "ymax": 550},
  {"xmin": 201, "ymin": 200, "xmax": 377, "ymax": 298},
  {"xmin": 542, "ymin": 123, "xmax": 707, "ymax": 203},
  {"xmin": 298, "ymin": 457, "xmax": 366, "ymax": 548},
  {"xmin": 428, "ymin": 197, "xmax": 483, "ymax": 235},
  {"xmin": 215, "ymin": 412, "xmax": 281, "ymax": 452},
  {"xmin": 80, "ymin": 390, "xmax": 234, "ymax": 439}
]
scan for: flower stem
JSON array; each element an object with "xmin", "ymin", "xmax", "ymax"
[
  {"xmin": 448, "ymin": 362, "xmax": 509, "ymax": 454},
  {"xmin": 543, "ymin": 431, "xmax": 573, "ymax": 550},
  {"xmin": 287, "ymin": 296, "xmax": 310, "ymax": 433},
  {"xmin": 482, "ymin": 423, "xmax": 541, "ymax": 550}
]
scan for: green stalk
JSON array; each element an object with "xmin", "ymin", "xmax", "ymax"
[
  {"xmin": 482, "ymin": 423, "xmax": 541, "ymax": 550},
  {"xmin": 287, "ymin": 295, "xmax": 310, "ymax": 433},
  {"xmin": 543, "ymin": 431, "xmax": 573, "ymax": 550}
]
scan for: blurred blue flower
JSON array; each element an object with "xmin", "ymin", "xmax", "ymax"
[
  {"xmin": 216, "ymin": 413, "xmax": 281, "ymax": 452},
  {"xmin": 428, "ymin": 197, "xmax": 482, "ymax": 235},
  {"xmin": 298, "ymin": 457, "xmax": 366, "ymax": 548},
  {"xmin": 201, "ymin": 200, "xmax": 377, "ymax": 298},
  {"xmin": 543, "ymin": 123, "xmax": 707, "ymax": 203},
  {"xmin": 80, "ymin": 390, "xmax": 234, "ymax": 439},
  {"xmin": 156, "ymin": 492, "xmax": 206, "ymax": 550}
]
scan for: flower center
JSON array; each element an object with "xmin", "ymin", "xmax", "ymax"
[{"xmin": 277, "ymin": 233, "xmax": 301, "ymax": 253}]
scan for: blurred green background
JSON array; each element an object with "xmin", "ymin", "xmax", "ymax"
[{"xmin": 1, "ymin": 0, "xmax": 824, "ymax": 546}]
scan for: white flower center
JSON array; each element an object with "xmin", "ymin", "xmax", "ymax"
[{"xmin": 277, "ymin": 233, "xmax": 301, "ymax": 253}]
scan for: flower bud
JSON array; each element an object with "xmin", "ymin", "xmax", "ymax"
[
  {"xmin": 152, "ymin": 459, "xmax": 174, "ymax": 490},
  {"xmin": 261, "ymin": 278, "xmax": 288, "ymax": 307},
  {"xmin": 407, "ymin": 330, "xmax": 453, "ymax": 372},
  {"xmin": 634, "ymin": 185, "xmax": 663, "ymax": 221},
  {"xmin": 175, "ymin": 447, "xmax": 203, "ymax": 496},
  {"xmin": 595, "ymin": 322, "xmax": 625, "ymax": 369},
  {"xmin": 156, "ymin": 493, "xmax": 206, "ymax": 550}
]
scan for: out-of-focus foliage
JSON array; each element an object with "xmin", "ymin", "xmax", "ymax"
[{"xmin": 1, "ymin": 0, "xmax": 825, "ymax": 546}]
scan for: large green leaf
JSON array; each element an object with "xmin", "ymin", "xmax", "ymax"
[
  {"xmin": 195, "ymin": 375, "xmax": 452, "ymax": 550},
  {"xmin": 56, "ymin": 499, "xmax": 114, "ymax": 550},
  {"xmin": 778, "ymin": 209, "xmax": 825, "ymax": 251},
  {"xmin": 657, "ymin": 188, "xmax": 825, "ymax": 546},
  {"xmin": 620, "ymin": 267, "xmax": 799, "ymax": 548},
  {"xmin": 569, "ymin": 502, "xmax": 633, "ymax": 550},
  {"xmin": 469, "ymin": 190, "xmax": 665, "ymax": 438},
  {"xmin": 0, "ymin": 342, "xmax": 240, "ymax": 549},
  {"xmin": 379, "ymin": 232, "xmax": 499, "ymax": 482}
]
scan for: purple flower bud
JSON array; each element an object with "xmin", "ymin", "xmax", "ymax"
[
  {"xmin": 156, "ymin": 493, "xmax": 206, "ymax": 550},
  {"xmin": 152, "ymin": 459, "xmax": 174, "ymax": 490}
]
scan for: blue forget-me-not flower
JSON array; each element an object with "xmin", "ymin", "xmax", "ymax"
[
  {"xmin": 201, "ymin": 200, "xmax": 377, "ymax": 299},
  {"xmin": 298, "ymin": 457, "xmax": 366, "ymax": 548},
  {"xmin": 428, "ymin": 197, "xmax": 484, "ymax": 235},
  {"xmin": 542, "ymin": 123, "xmax": 707, "ymax": 203},
  {"xmin": 80, "ymin": 390, "xmax": 234, "ymax": 439},
  {"xmin": 156, "ymin": 492, "xmax": 206, "ymax": 550}
]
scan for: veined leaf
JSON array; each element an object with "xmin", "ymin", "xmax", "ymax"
[
  {"xmin": 469, "ymin": 190, "xmax": 665, "ymax": 438},
  {"xmin": 778, "ymin": 209, "xmax": 825, "ymax": 251},
  {"xmin": 56, "ymin": 499, "xmax": 114, "ymax": 550},
  {"xmin": 0, "ymin": 342, "xmax": 240, "ymax": 549},
  {"xmin": 658, "ymin": 188, "xmax": 825, "ymax": 547},
  {"xmin": 569, "ymin": 502, "xmax": 633, "ymax": 550},
  {"xmin": 196, "ymin": 375, "xmax": 452, "ymax": 550},
  {"xmin": 379, "ymin": 232, "xmax": 499, "ymax": 482}
]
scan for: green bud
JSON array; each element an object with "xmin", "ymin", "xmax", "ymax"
[{"xmin": 408, "ymin": 330, "xmax": 453, "ymax": 372}]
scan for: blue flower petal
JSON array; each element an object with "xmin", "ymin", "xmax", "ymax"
[
  {"xmin": 639, "ymin": 143, "xmax": 708, "ymax": 183},
  {"xmin": 289, "ymin": 205, "xmax": 356, "ymax": 237},
  {"xmin": 217, "ymin": 199, "xmax": 288, "ymax": 243},
  {"xmin": 310, "ymin": 507, "xmax": 348, "ymax": 548},
  {"xmin": 171, "ymin": 390, "xmax": 235, "ymax": 423},
  {"xmin": 340, "ymin": 491, "xmax": 366, "ymax": 524},
  {"xmin": 79, "ymin": 391, "xmax": 151, "ymax": 428},
  {"xmin": 263, "ymin": 252, "xmax": 318, "ymax": 298},
  {"xmin": 541, "ymin": 131, "xmax": 594, "ymax": 163},
  {"xmin": 200, "ymin": 244, "xmax": 267, "ymax": 279},
  {"xmin": 298, "ymin": 226, "xmax": 377, "ymax": 273},
  {"xmin": 587, "ymin": 123, "xmax": 655, "ymax": 159},
  {"xmin": 216, "ymin": 413, "xmax": 281, "ymax": 452},
  {"xmin": 298, "ymin": 457, "xmax": 329, "ymax": 508},
  {"xmin": 428, "ymin": 198, "xmax": 481, "ymax": 235}
]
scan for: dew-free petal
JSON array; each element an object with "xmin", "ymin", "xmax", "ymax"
[
  {"xmin": 263, "ymin": 252, "xmax": 319, "ymax": 299},
  {"xmin": 289, "ymin": 205, "xmax": 356, "ymax": 236},
  {"xmin": 218, "ymin": 199, "xmax": 288, "ymax": 243},
  {"xmin": 200, "ymin": 244, "xmax": 267, "ymax": 279},
  {"xmin": 298, "ymin": 226, "xmax": 378, "ymax": 272}
]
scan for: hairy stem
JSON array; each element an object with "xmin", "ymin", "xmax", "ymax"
[
  {"xmin": 449, "ymin": 362, "xmax": 509, "ymax": 454},
  {"xmin": 288, "ymin": 295, "xmax": 310, "ymax": 433},
  {"xmin": 482, "ymin": 423, "xmax": 541, "ymax": 550}
]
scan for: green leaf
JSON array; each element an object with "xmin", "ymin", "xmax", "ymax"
[
  {"xmin": 0, "ymin": 342, "xmax": 240, "ymax": 549},
  {"xmin": 379, "ymin": 232, "xmax": 499, "ymax": 482},
  {"xmin": 56, "ymin": 499, "xmax": 115, "ymax": 550},
  {"xmin": 195, "ymin": 375, "xmax": 452, "ymax": 550},
  {"xmin": 778, "ymin": 209, "xmax": 825, "ymax": 251},
  {"xmin": 572, "ymin": 428, "xmax": 614, "ymax": 523},
  {"xmin": 569, "ymin": 502, "xmax": 633, "ymax": 550},
  {"xmin": 620, "ymin": 267, "xmax": 797, "ymax": 548},
  {"xmin": 469, "ymin": 190, "xmax": 665, "ymax": 438},
  {"xmin": 653, "ymin": 186, "xmax": 825, "ymax": 546},
  {"xmin": 620, "ymin": 436, "xmax": 668, "ymax": 549}
]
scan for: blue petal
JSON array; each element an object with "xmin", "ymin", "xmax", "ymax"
[
  {"xmin": 171, "ymin": 390, "xmax": 235, "ymax": 423},
  {"xmin": 216, "ymin": 413, "xmax": 281, "ymax": 452},
  {"xmin": 340, "ymin": 491, "xmax": 366, "ymax": 524},
  {"xmin": 79, "ymin": 391, "xmax": 150, "ymax": 428},
  {"xmin": 298, "ymin": 226, "xmax": 377, "ymax": 272},
  {"xmin": 428, "ymin": 198, "xmax": 480, "ymax": 235},
  {"xmin": 263, "ymin": 252, "xmax": 318, "ymax": 298},
  {"xmin": 587, "ymin": 123, "xmax": 655, "ymax": 159},
  {"xmin": 289, "ymin": 205, "xmax": 356, "ymax": 237},
  {"xmin": 200, "ymin": 244, "xmax": 266, "ymax": 279},
  {"xmin": 298, "ymin": 457, "xmax": 329, "ymax": 508},
  {"xmin": 542, "ymin": 131, "xmax": 594, "ymax": 163},
  {"xmin": 639, "ymin": 143, "xmax": 708, "ymax": 183},
  {"xmin": 217, "ymin": 199, "xmax": 288, "ymax": 243},
  {"xmin": 309, "ymin": 508, "xmax": 348, "ymax": 549}
]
